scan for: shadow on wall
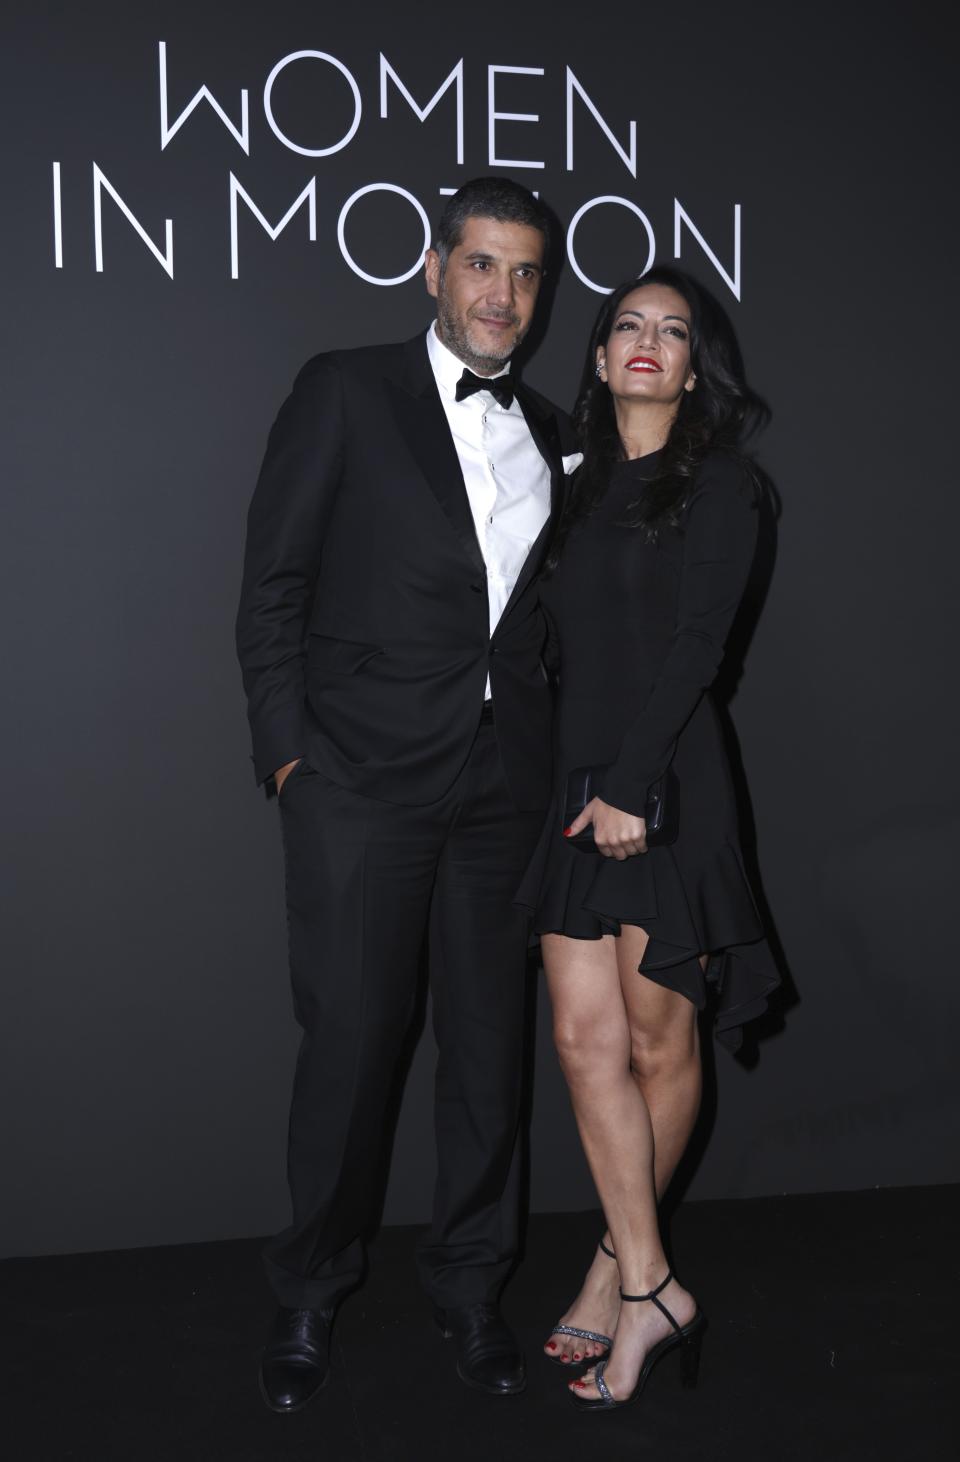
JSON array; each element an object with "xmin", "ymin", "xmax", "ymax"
[
  {"xmin": 819, "ymin": 808, "xmax": 960, "ymax": 1045},
  {"xmin": 698, "ymin": 811, "xmax": 960, "ymax": 1197},
  {"xmin": 716, "ymin": 462, "xmax": 800, "ymax": 1070},
  {"xmin": 701, "ymin": 276, "xmax": 800, "ymax": 1071}
]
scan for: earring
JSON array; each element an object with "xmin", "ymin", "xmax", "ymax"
[{"xmin": 596, "ymin": 360, "xmax": 605, "ymax": 378}]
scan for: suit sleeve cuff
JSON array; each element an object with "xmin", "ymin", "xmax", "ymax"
[{"xmin": 600, "ymin": 764, "xmax": 651, "ymax": 819}]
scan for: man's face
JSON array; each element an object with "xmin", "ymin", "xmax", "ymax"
[{"xmin": 424, "ymin": 215, "xmax": 545, "ymax": 375}]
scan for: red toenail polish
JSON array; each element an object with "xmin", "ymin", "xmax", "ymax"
[
  {"xmin": 547, "ymin": 1342, "xmax": 556, "ymax": 1350},
  {"xmin": 573, "ymin": 1353, "xmax": 581, "ymax": 1360}
]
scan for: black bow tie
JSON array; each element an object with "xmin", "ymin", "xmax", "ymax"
[{"xmin": 455, "ymin": 368, "xmax": 514, "ymax": 410}]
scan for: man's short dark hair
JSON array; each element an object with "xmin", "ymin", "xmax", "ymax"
[{"xmin": 434, "ymin": 177, "xmax": 551, "ymax": 274}]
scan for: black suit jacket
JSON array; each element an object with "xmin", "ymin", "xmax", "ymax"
[{"xmin": 236, "ymin": 332, "xmax": 572, "ymax": 810}]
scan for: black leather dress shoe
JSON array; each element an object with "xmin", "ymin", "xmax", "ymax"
[
  {"xmin": 259, "ymin": 1306, "xmax": 334, "ymax": 1413},
  {"xmin": 434, "ymin": 1302, "xmax": 526, "ymax": 1395}
]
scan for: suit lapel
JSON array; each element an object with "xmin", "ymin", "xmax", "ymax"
[
  {"xmin": 517, "ymin": 386, "xmax": 562, "ymax": 516},
  {"xmin": 386, "ymin": 336, "xmax": 486, "ymax": 578},
  {"xmin": 385, "ymin": 336, "xmax": 566, "ymax": 609}
]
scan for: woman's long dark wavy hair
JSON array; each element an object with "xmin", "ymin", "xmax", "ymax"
[{"xmin": 545, "ymin": 267, "xmax": 768, "ymax": 569}]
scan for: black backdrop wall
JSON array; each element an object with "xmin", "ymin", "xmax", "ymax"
[{"xmin": 3, "ymin": 0, "xmax": 958, "ymax": 1259}]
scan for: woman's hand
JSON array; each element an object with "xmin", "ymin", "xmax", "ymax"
[{"xmin": 565, "ymin": 796, "xmax": 648, "ymax": 859}]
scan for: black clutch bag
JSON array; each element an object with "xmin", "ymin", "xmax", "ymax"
[{"xmin": 562, "ymin": 765, "xmax": 679, "ymax": 853}]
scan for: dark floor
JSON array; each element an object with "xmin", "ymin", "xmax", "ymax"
[{"xmin": 4, "ymin": 1186, "xmax": 958, "ymax": 1462}]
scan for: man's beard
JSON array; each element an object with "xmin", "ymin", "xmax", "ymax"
[{"xmin": 436, "ymin": 295, "xmax": 525, "ymax": 376}]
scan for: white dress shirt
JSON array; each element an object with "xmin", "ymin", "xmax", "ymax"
[{"xmin": 426, "ymin": 323, "xmax": 552, "ymax": 699}]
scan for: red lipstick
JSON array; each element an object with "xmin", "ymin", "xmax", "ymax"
[{"xmin": 626, "ymin": 355, "xmax": 662, "ymax": 372}]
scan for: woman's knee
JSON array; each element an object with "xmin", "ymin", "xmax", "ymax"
[
  {"xmin": 628, "ymin": 1008, "xmax": 697, "ymax": 1080},
  {"xmin": 553, "ymin": 1010, "xmax": 628, "ymax": 1084}
]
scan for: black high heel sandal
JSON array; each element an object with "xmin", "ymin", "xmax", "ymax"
[
  {"xmin": 568, "ymin": 1270, "xmax": 705, "ymax": 1410},
  {"xmin": 545, "ymin": 1238, "xmax": 617, "ymax": 1367}
]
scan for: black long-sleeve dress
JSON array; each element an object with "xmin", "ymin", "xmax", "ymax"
[{"xmin": 515, "ymin": 448, "xmax": 779, "ymax": 1049}]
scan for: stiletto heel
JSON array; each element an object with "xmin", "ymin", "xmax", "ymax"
[
  {"xmin": 544, "ymin": 1239, "xmax": 617, "ymax": 1367},
  {"xmin": 679, "ymin": 1325, "xmax": 704, "ymax": 1389},
  {"xmin": 568, "ymin": 1270, "xmax": 705, "ymax": 1411}
]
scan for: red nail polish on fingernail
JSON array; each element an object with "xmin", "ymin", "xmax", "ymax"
[{"xmin": 563, "ymin": 826, "xmax": 573, "ymax": 837}]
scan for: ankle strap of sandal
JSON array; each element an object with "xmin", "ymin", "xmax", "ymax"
[
  {"xmin": 598, "ymin": 1238, "xmax": 616, "ymax": 1260},
  {"xmin": 619, "ymin": 1271, "xmax": 683, "ymax": 1336}
]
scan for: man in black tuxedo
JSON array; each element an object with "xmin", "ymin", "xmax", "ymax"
[{"xmin": 236, "ymin": 177, "xmax": 570, "ymax": 1411}]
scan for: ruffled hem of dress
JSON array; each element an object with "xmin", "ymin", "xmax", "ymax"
[{"xmin": 515, "ymin": 809, "xmax": 780, "ymax": 1051}]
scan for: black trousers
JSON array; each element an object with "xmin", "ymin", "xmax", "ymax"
[{"xmin": 265, "ymin": 718, "xmax": 544, "ymax": 1311}]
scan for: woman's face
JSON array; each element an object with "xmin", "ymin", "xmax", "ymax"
[{"xmin": 597, "ymin": 283, "xmax": 696, "ymax": 407}]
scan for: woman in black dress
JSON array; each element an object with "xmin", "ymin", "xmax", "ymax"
[{"xmin": 516, "ymin": 268, "xmax": 779, "ymax": 1410}]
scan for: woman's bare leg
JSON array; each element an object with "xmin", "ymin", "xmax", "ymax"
[
  {"xmin": 541, "ymin": 932, "xmax": 634, "ymax": 1364},
  {"xmin": 542, "ymin": 927, "xmax": 701, "ymax": 1393},
  {"xmin": 596, "ymin": 943, "xmax": 702, "ymax": 1259},
  {"xmin": 572, "ymin": 925, "xmax": 699, "ymax": 1400}
]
